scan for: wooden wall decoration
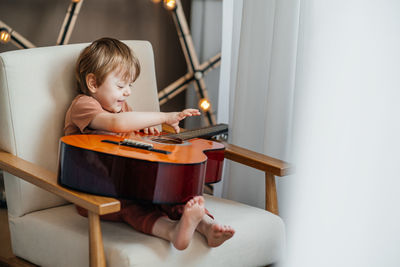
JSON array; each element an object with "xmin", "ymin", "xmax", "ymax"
[{"xmin": 0, "ymin": 0, "xmax": 221, "ymax": 126}]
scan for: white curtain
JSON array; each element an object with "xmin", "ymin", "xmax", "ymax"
[
  {"xmin": 219, "ymin": 0, "xmax": 400, "ymax": 266},
  {"xmin": 218, "ymin": 0, "xmax": 299, "ymax": 210},
  {"xmin": 284, "ymin": 0, "xmax": 400, "ymax": 266}
]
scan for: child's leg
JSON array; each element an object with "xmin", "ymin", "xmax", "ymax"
[
  {"xmin": 196, "ymin": 213, "xmax": 235, "ymax": 247},
  {"xmin": 151, "ymin": 196, "xmax": 205, "ymax": 250},
  {"xmin": 120, "ymin": 203, "xmax": 165, "ymax": 235}
]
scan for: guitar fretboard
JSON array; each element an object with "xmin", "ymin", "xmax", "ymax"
[{"xmin": 165, "ymin": 123, "xmax": 228, "ymax": 141}]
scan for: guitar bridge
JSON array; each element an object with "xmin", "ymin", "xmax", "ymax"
[
  {"xmin": 101, "ymin": 139, "xmax": 171, "ymax": 155},
  {"xmin": 121, "ymin": 139, "xmax": 154, "ymax": 149}
]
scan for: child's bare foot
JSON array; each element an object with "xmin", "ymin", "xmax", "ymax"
[
  {"xmin": 205, "ymin": 223, "xmax": 235, "ymax": 247},
  {"xmin": 172, "ymin": 196, "xmax": 205, "ymax": 250}
]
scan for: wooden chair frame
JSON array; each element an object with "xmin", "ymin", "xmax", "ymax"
[{"xmin": 0, "ymin": 125, "xmax": 291, "ymax": 267}]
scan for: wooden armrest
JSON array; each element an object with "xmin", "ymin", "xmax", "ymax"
[
  {"xmin": 221, "ymin": 142, "xmax": 290, "ymax": 215},
  {"xmin": 0, "ymin": 150, "xmax": 120, "ymax": 215},
  {"xmin": 222, "ymin": 142, "xmax": 291, "ymax": 177}
]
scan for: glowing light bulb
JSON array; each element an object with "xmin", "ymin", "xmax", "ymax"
[
  {"xmin": 72, "ymin": 0, "xmax": 81, "ymax": 3},
  {"xmin": 199, "ymin": 98, "xmax": 211, "ymax": 112},
  {"xmin": 0, "ymin": 28, "xmax": 10, "ymax": 44},
  {"xmin": 194, "ymin": 71, "xmax": 203, "ymax": 80},
  {"xmin": 163, "ymin": 0, "xmax": 177, "ymax": 10}
]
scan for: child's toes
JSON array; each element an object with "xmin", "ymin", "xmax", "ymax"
[{"xmin": 197, "ymin": 196, "xmax": 204, "ymax": 206}]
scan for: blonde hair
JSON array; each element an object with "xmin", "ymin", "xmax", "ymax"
[{"xmin": 75, "ymin": 37, "xmax": 141, "ymax": 95}]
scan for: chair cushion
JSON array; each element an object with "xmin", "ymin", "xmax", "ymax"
[{"xmin": 8, "ymin": 194, "xmax": 285, "ymax": 267}]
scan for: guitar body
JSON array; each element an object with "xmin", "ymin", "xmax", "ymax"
[{"xmin": 58, "ymin": 134, "xmax": 225, "ymax": 204}]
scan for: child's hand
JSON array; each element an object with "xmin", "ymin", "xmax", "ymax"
[
  {"xmin": 165, "ymin": 109, "xmax": 201, "ymax": 133},
  {"xmin": 142, "ymin": 126, "xmax": 160, "ymax": 135}
]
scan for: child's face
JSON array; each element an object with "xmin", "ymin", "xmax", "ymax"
[{"xmin": 92, "ymin": 69, "xmax": 133, "ymax": 113}]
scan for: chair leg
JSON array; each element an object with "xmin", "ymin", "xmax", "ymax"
[
  {"xmin": 265, "ymin": 173, "xmax": 279, "ymax": 215},
  {"xmin": 88, "ymin": 211, "xmax": 106, "ymax": 267}
]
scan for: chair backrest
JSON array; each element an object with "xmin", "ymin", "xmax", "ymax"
[{"xmin": 0, "ymin": 41, "xmax": 160, "ymax": 217}]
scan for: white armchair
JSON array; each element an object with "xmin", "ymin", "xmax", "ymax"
[{"xmin": 0, "ymin": 41, "xmax": 290, "ymax": 267}]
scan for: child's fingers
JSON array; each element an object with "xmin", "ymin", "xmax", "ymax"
[
  {"xmin": 183, "ymin": 109, "xmax": 200, "ymax": 116},
  {"xmin": 181, "ymin": 111, "xmax": 192, "ymax": 118},
  {"xmin": 150, "ymin": 127, "xmax": 159, "ymax": 135},
  {"xmin": 176, "ymin": 112, "xmax": 186, "ymax": 121},
  {"xmin": 149, "ymin": 127, "xmax": 154, "ymax": 135},
  {"xmin": 173, "ymin": 124, "xmax": 180, "ymax": 133},
  {"xmin": 182, "ymin": 110, "xmax": 192, "ymax": 116},
  {"xmin": 191, "ymin": 109, "xmax": 201, "ymax": 115},
  {"xmin": 187, "ymin": 108, "xmax": 200, "ymax": 113}
]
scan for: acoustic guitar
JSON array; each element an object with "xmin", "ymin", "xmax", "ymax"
[{"xmin": 58, "ymin": 124, "xmax": 227, "ymax": 204}]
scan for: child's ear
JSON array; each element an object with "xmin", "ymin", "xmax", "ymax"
[{"xmin": 86, "ymin": 73, "xmax": 98, "ymax": 94}]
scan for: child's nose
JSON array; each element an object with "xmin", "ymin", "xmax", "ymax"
[{"xmin": 124, "ymin": 86, "xmax": 131, "ymax": 96}]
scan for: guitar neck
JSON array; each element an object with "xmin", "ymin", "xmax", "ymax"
[{"xmin": 165, "ymin": 123, "xmax": 228, "ymax": 141}]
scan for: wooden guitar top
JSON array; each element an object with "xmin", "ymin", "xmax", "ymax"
[{"xmin": 60, "ymin": 134, "xmax": 225, "ymax": 165}]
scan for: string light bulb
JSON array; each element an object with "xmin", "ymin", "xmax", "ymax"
[
  {"xmin": 163, "ymin": 0, "xmax": 177, "ymax": 10},
  {"xmin": 0, "ymin": 28, "xmax": 11, "ymax": 44},
  {"xmin": 72, "ymin": 0, "xmax": 81, "ymax": 3},
  {"xmin": 199, "ymin": 98, "xmax": 211, "ymax": 112}
]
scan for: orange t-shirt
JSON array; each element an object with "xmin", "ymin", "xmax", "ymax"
[{"xmin": 64, "ymin": 94, "xmax": 131, "ymax": 136}]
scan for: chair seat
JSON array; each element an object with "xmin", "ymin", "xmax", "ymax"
[{"xmin": 8, "ymin": 194, "xmax": 284, "ymax": 267}]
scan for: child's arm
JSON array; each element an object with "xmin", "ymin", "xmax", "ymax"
[{"xmin": 89, "ymin": 109, "xmax": 200, "ymax": 133}]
